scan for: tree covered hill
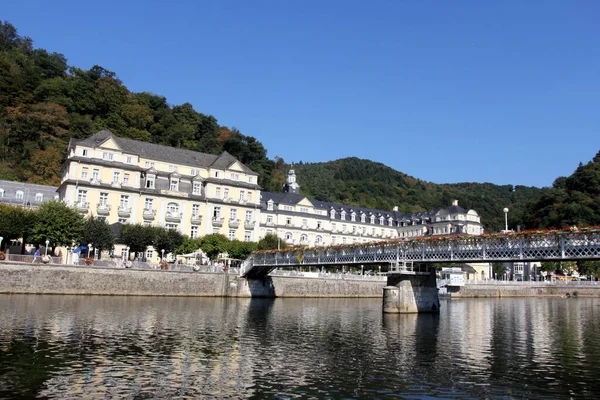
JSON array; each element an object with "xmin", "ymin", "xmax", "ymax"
[
  {"xmin": 281, "ymin": 158, "xmax": 542, "ymax": 232},
  {"xmin": 1, "ymin": 21, "xmax": 598, "ymax": 232}
]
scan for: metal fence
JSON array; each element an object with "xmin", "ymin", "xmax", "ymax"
[{"xmin": 2, "ymin": 254, "xmax": 62, "ymax": 264}]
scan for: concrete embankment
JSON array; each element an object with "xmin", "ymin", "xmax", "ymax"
[
  {"xmin": 446, "ymin": 283, "xmax": 600, "ymax": 298},
  {"xmin": 0, "ymin": 263, "xmax": 385, "ymax": 298}
]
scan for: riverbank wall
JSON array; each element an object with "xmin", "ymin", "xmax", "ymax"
[
  {"xmin": 0, "ymin": 263, "xmax": 385, "ymax": 298},
  {"xmin": 446, "ymin": 283, "xmax": 600, "ymax": 298}
]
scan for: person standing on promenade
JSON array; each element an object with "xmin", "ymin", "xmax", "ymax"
[{"xmin": 32, "ymin": 246, "xmax": 40, "ymax": 263}]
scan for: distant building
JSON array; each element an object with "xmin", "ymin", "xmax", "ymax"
[{"xmin": 0, "ymin": 180, "xmax": 59, "ymax": 208}]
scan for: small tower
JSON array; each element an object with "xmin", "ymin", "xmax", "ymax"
[{"xmin": 283, "ymin": 166, "xmax": 300, "ymax": 194}]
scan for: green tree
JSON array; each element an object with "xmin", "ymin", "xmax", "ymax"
[
  {"xmin": 174, "ymin": 237, "xmax": 202, "ymax": 256},
  {"xmin": 0, "ymin": 203, "xmax": 35, "ymax": 251},
  {"xmin": 152, "ymin": 226, "xmax": 184, "ymax": 257},
  {"xmin": 200, "ymin": 234, "xmax": 229, "ymax": 260},
  {"xmin": 30, "ymin": 201, "xmax": 84, "ymax": 249},
  {"xmin": 256, "ymin": 233, "xmax": 283, "ymax": 250},
  {"xmin": 578, "ymin": 260, "xmax": 600, "ymax": 280},
  {"xmin": 120, "ymin": 223, "xmax": 154, "ymax": 255},
  {"xmin": 227, "ymin": 240, "xmax": 257, "ymax": 260},
  {"xmin": 81, "ymin": 216, "xmax": 115, "ymax": 257}
]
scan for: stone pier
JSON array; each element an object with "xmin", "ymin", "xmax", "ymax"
[{"xmin": 382, "ymin": 270, "xmax": 440, "ymax": 313}]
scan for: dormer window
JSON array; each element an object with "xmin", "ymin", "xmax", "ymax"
[
  {"xmin": 267, "ymin": 200, "xmax": 274, "ymax": 211},
  {"xmin": 0, "ymin": 189, "xmax": 4, "ymax": 198},
  {"xmin": 379, "ymin": 216, "xmax": 384, "ymax": 225},
  {"xmin": 35, "ymin": 193, "xmax": 43, "ymax": 202},
  {"xmin": 388, "ymin": 217, "xmax": 393, "ymax": 227},
  {"xmin": 170, "ymin": 178, "xmax": 179, "ymax": 191},
  {"xmin": 103, "ymin": 152, "xmax": 113, "ymax": 160},
  {"xmin": 145, "ymin": 174, "xmax": 155, "ymax": 189},
  {"xmin": 370, "ymin": 215, "xmax": 375, "ymax": 224},
  {"xmin": 361, "ymin": 214, "xmax": 366, "ymax": 223},
  {"xmin": 351, "ymin": 212, "xmax": 356, "ymax": 222},
  {"xmin": 340, "ymin": 211, "xmax": 346, "ymax": 220},
  {"xmin": 330, "ymin": 209, "xmax": 336, "ymax": 219},
  {"xmin": 193, "ymin": 182, "xmax": 202, "ymax": 195},
  {"xmin": 16, "ymin": 190, "xmax": 24, "ymax": 200}
]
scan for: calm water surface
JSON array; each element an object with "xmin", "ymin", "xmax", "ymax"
[{"xmin": 1, "ymin": 295, "xmax": 599, "ymax": 399}]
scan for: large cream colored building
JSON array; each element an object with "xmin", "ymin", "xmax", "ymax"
[
  {"xmin": 58, "ymin": 130, "xmax": 485, "ymax": 261},
  {"xmin": 58, "ymin": 130, "xmax": 262, "ymax": 249},
  {"xmin": 259, "ymin": 169, "xmax": 484, "ymax": 248}
]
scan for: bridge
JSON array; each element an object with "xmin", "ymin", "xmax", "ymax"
[{"xmin": 241, "ymin": 228, "xmax": 600, "ymax": 279}]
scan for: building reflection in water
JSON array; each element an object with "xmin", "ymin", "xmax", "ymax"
[{"xmin": 1, "ymin": 295, "xmax": 600, "ymax": 399}]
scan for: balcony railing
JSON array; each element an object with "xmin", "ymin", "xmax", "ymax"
[
  {"xmin": 302, "ymin": 225, "xmax": 309, "ymax": 230},
  {"xmin": 244, "ymin": 220, "xmax": 256, "ymax": 230},
  {"xmin": 111, "ymin": 181, "xmax": 121, "ymax": 188},
  {"xmin": 212, "ymin": 217, "xmax": 224, "ymax": 227},
  {"xmin": 165, "ymin": 211, "xmax": 182, "ymax": 223},
  {"xmin": 191, "ymin": 214, "xmax": 202, "ymax": 225},
  {"xmin": 118, "ymin": 206, "xmax": 132, "ymax": 217},
  {"xmin": 143, "ymin": 208, "xmax": 156, "ymax": 220},
  {"xmin": 229, "ymin": 219, "xmax": 240, "ymax": 229},
  {"xmin": 75, "ymin": 202, "xmax": 89, "ymax": 213},
  {"xmin": 96, "ymin": 203, "xmax": 111, "ymax": 215},
  {"xmin": 90, "ymin": 178, "xmax": 102, "ymax": 185},
  {"xmin": 266, "ymin": 221, "xmax": 275, "ymax": 227}
]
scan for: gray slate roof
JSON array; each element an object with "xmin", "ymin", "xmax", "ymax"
[
  {"xmin": 0, "ymin": 180, "xmax": 58, "ymax": 207},
  {"xmin": 72, "ymin": 129, "xmax": 258, "ymax": 175}
]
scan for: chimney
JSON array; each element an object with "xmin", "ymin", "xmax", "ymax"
[
  {"xmin": 452, "ymin": 200, "xmax": 458, "ymax": 206},
  {"xmin": 393, "ymin": 206, "xmax": 399, "ymax": 212}
]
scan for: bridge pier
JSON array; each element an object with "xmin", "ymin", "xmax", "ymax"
[{"xmin": 383, "ymin": 270, "xmax": 439, "ymax": 313}]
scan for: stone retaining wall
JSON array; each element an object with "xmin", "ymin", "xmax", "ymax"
[
  {"xmin": 0, "ymin": 263, "xmax": 385, "ymax": 298},
  {"xmin": 448, "ymin": 284, "xmax": 600, "ymax": 298}
]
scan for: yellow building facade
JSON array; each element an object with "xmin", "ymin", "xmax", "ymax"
[{"xmin": 58, "ymin": 130, "xmax": 261, "ymax": 258}]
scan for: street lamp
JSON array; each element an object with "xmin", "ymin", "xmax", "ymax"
[
  {"xmin": 45, "ymin": 240, "xmax": 49, "ymax": 256},
  {"xmin": 126, "ymin": 246, "xmax": 130, "ymax": 261},
  {"xmin": 0, "ymin": 236, "xmax": 3, "ymax": 251},
  {"xmin": 503, "ymin": 207, "xmax": 509, "ymax": 232},
  {"xmin": 88, "ymin": 243, "xmax": 92, "ymax": 259},
  {"xmin": 161, "ymin": 249, "xmax": 165, "ymax": 262}
]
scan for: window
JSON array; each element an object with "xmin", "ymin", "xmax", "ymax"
[
  {"xmin": 267, "ymin": 200, "xmax": 274, "ymax": 211},
  {"xmin": 144, "ymin": 161, "xmax": 154, "ymax": 168},
  {"xmin": 244, "ymin": 231, "xmax": 251, "ymax": 242},
  {"xmin": 332, "ymin": 223, "xmax": 337, "ymax": 231},
  {"xmin": 145, "ymin": 174, "xmax": 155, "ymax": 189},
  {"xmin": 119, "ymin": 218, "xmax": 128, "ymax": 223},
  {"xmin": 342, "ymin": 224, "xmax": 347, "ymax": 233},
  {"xmin": 232, "ymin": 173, "xmax": 239, "ymax": 181},
  {"xmin": 300, "ymin": 207, "xmax": 308, "ymax": 213},
  {"xmin": 0, "ymin": 189, "xmax": 4, "ymax": 198},
  {"xmin": 77, "ymin": 190, "xmax": 87, "ymax": 204},
  {"xmin": 146, "ymin": 249, "xmax": 153, "ymax": 260},
  {"xmin": 249, "ymin": 176, "xmax": 253, "ymax": 183},
  {"xmin": 228, "ymin": 230, "xmax": 236, "ymax": 240},
  {"xmin": 341, "ymin": 211, "xmax": 346, "ymax": 220},
  {"xmin": 166, "ymin": 224, "xmax": 178, "ymax": 231},
  {"xmin": 193, "ymin": 182, "xmax": 202, "ymax": 195},
  {"xmin": 230, "ymin": 208, "xmax": 237, "ymax": 220},
  {"xmin": 169, "ymin": 165, "xmax": 177, "ymax": 172},
  {"xmin": 370, "ymin": 215, "xmax": 375, "ymax": 224},
  {"xmin": 351, "ymin": 212, "xmax": 356, "ymax": 222},
  {"xmin": 215, "ymin": 187, "xmax": 221, "ymax": 198},
  {"xmin": 120, "ymin": 195, "xmax": 129, "ymax": 208},
  {"xmin": 144, "ymin": 198, "xmax": 153, "ymax": 210},
  {"xmin": 302, "ymin": 219, "xmax": 308, "ymax": 227},
  {"xmin": 330, "ymin": 209, "xmax": 336, "ymax": 219},
  {"xmin": 213, "ymin": 206, "xmax": 221, "ymax": 219},
  {"xmin": 285, "ymin": 232, "xmax": 292, "ymax": 241},
  {"xmin": 192, "ymin": 204, "xmax": 200, "ymax": 216},
  {"xmin": 317, "ymin": 221, "xmax": 322, "ymax": 229},
  {"xmin": 113, "ymin": 171, "xmax": 120, "ymax": 183},
  {"xmin": 167, "ymin": 202, "xmax": 179, "ymax": 214},
  {"xmin": 81, "ymin": 167, "xmax": 88, "ymax": 179},
  {"xmin": 191, "ymin": 168, "xmax": 200, "ymax": 176},
  {"xmin": 240, "ymin": 190, "xmax": 245, "ymax": 201},
  {"xmin": 300, "ymin": 234, "xmax": 308, "ymax": 244},
  {"xmin": 245, "ymin": 210, "xmax": 252, "ymax": 221},
  {"xmin": 379, "ymin": 216, "xmax": 384, "ymax": 225},
  {"xmin": 92, "ymin": 169, "xmax": 100, "ymax": 182},
  {"xmin": 247, "ymin": 192, "xmax": 252, "ymax": 202},
  {"xmin": 126, "ymin": 156, "xmax": 132, "ymax": 164},
  {"xmin": 123, "ymin": 173, "xmax": 130, "ymax": 185},
  {"xmin": 361, "ymin": 214, "xmax": 366, "ymax": 223},
  {"xmin": 82, "ymin": 149, "xmax": 88, "ymax": 156},
  {"xmin": 286, "ymin": 217, "xmax": 292, "ymax": 226},
  {"xmin": 99, "ymin": 192, "xmax": 109, "ymax": 206},
  {"xmin": 214, "ymin": 171, "xmax": 220, "ymax": 178},
  {"xmin": 224, "ymin": 188, "xmax": 229, "ymax": 199},
  {"xmin": 191, "ymin": 226, "xmax": 199, "ymax": 239},
  {"xmin": 103, "ymin": 152, "xmax": 113, "ymax": 160},
  {"xmin": 212, "ymin": 228, "xmax": 220, "ymax": 234},
  {"xmin": 34, "ymin": 193, "xmax": 43, "ymax": 202},
  {"xmin": 266, "ymin": 215, "xmax": 273, "ymax": 224},
  {"xmin": 170, "ymin": 178, "xmax": 179, "ymax": 191},
  {"xmin": 315, "ymin": 236, "xmax": 323, "ymax": 245}
]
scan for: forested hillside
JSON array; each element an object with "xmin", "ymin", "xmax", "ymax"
[
  {"xmin": 1, "ymin": 21, "xmax": 598, "ymax": 232},
  {"xmin": 280, "ymin": 159, "xmax": 542, "ymax": 232}
]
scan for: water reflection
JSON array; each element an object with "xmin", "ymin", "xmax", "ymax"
[{"xmin": 0, "ymin": 295, "xmax": 599, "ymax": 399}]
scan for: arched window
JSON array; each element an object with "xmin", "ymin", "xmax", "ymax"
[
  {"xmin": 300, "ymin": 234, "xmax": 308, "ymax": 244},
  {"xmin": 167, "ymin": 202, "xmax": 179, "ymax": 214},
  {"xmin": 315, "ymin": 235, "xmax": 323, "ymax": 245}
]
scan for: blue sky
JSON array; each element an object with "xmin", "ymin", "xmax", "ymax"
[{"xmin": 3, "ymin": 0, "xmax": 599, "ymax": 188}]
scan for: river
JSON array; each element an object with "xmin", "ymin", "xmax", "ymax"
[{"xmin": 0, "ymin": 295, "xmax": 599, "ymax": 399}]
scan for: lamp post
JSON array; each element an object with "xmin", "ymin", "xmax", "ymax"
[
  {"xmin": 161, "ymin": 249, "xmax": 165, "ymax": 262},
  {"xmin": 88, "ymin": 243, "xmax": 92, "ymax": 259},
  {"xmin": 0, "ymin": 236, "xmax": 3, "ymax": 251},
  {"xmin": 126, "ymin": 246, "xmax": 130, "ymax": 261},
  {"xmin": 503, "ymin": 207, "xmax": 509, "ymax": 232},
  {"xmin": 45, "ymin": 240, "xmax": 49, "ymax": 256}
]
